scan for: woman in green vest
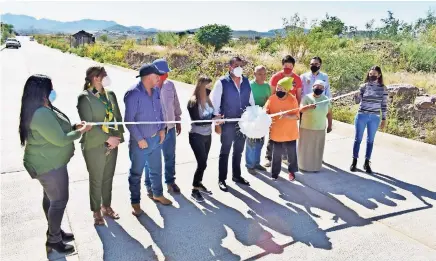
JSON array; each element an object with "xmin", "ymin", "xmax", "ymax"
[
  {"xmin": 19, "ymin": 74, "xmax": 91, "ymax": 254},
  {"xmin": 77, "ymin": 66, "xmax": 124, "ymax": 225}
]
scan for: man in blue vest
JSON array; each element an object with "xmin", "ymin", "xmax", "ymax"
[{"xmin": 210, "ymin": 57, "xmax": 255, "ymax": 192}]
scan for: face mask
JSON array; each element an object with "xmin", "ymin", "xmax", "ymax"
[
  {"xmin": 160, "ymin": 73, "xmax": 169, "ymax": 83},
  {"xmin": 49, "ymin": 90, "xmax": 57, "ymax": 103},
  {"xmin": 206, "ymin": 89, "xmax": 211, "ymax": 96},
  {"xmin": 283, "ymin": 68, "xmax": 293, "ymax": 75},
  {"xmin": 102, "ymin": 76, "xmax": 112, "ymax": 87},
  {"xmin": 369, "ymin": 75, "xmax": 378, "ymax": 82},
  {"xmin": 310, "ymin": 65, "xmax": 320, "ymax": 73},
  {"xmin": 276, "ymin": 91, "xmax": 286, "ymax": 98},
  {"xmin": 232, "ymin": 66, "xmax": 243, "ymax": 78},
  {"xmin": 313, "ymin": 88, "xmax": 324, "ymax": 95}
]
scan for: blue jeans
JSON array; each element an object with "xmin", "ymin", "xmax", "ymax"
[
  {"xmin": 245, "ymin": 137, "xmax": 264, "ymax": 169},
  {"xmin": 128, "ymin": 135, "xmax": 163, "ymax": 204},
  {"xmin": 145, "ymin": 127, "xmax": 176, "ymax": 189},
  {"xmin": 353, "ymin": 113, "xmax": 381, "ymax": 160}
]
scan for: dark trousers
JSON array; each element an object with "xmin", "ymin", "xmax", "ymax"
[
  {"xmin": 219, "ymin": 123, "xmax": 246, "ymax": 182},
  {"xmin": 266, "ymin": 138, "xmax": 289, "ymax": 161},
  {"xmin": 189, "ymin": 133, "xmax": 212, "ymax": 187},
  {"xmin": 38, "ymin": 165, "xmax": 69, "ymax": 243},
  {"xmin": 271, "ymin": 140, "xmax": 298, "ymax": 178}
]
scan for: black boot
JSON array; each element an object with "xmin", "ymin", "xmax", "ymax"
[
  {"xmin": 47, "ymin": 229, "xmax": 75, "ymax": 242},
  {"xmin": 363, "ymin": 159, "xmax": 372, "ymax": 174},
  {"xmin": 46, "ymin": 241, "xmax": 75, "ymax": 253},
  {"xmin": 350, "ymin": 158, "xmax": 357, "ymax": 172}
]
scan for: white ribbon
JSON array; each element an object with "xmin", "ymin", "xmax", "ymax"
[{"xmin": 88, "ymin": 90, "xmax": 360, "ymax": 126}]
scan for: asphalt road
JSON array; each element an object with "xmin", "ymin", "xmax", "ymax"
[{"xmin": 1, "ymin": 37, "xmax": 436, "ymax": 261}]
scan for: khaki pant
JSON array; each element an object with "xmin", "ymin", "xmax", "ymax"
[{"xmin": 83, "ymin": 145, "xmax": 118, "ymax": 212}]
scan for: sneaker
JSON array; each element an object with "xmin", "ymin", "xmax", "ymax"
[
  {"xmin": 167, "ymin": 183, "xmax": 181, "ymax": 194},
  {"xmin": 288, "ymin": 172, "xmax": 296, "ymax": 181},
  {"xmin": 255, "ymin": 165, "xmax": 267, "ymax": 171},
  {"xmin": 363, "ymin": 159, "xmax": 373, "ymax": 174},
  {"xmin": 232, "ymin": 176, "xmax": 250, "ymax": 186},
  {"xmin": 152, "ymin": 196, "xmax": 173, "ymax": 205},
  {"xmin": 350, "ymin": 158, "xmax": 357, "ymax": 172},
  {"xmin": 218, "ymin": 181, "xmax": 228, "ymax": 192},
  {"xmin": 191, "ymin": 190, "xmax": 205, "ymax": 203},
  {"xmin": 264, "ymin": 160, "xmax": 271, "ymax": 167},
  {"xmin": 196, "ymin": 183, "xmax": 212, "ymax": 195},
  {"xmin": 247, "ymin": 168, "xmax": 257, "ymax": 175}
]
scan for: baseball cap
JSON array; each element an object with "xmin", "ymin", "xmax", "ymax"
[
  {"xmin": 136, "ymin": 63, "xmax": 165, "ymax": 78},
  {"xmin": 313, "ymin": 79, "xmax": 325, "ymax": 87},
  {"xmin": 152, "ymin": 59, "xmax": 171, "ymax": 73}
]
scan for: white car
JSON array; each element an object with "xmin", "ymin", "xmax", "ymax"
[{"xmin": 5, "ymin": 38, "xmax": 21, "ymax": 49}]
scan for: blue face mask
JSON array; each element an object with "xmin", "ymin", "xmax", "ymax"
[{"xmin": 49, "ymin": 90, "xmax": 57, "ymax": 103}]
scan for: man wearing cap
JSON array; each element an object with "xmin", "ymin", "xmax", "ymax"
[
  {"xmin": 143, "ymin": 59, "xmax": 182, "ymax": 197},
  {"xmin": 264, "ymin": 77, "xmax": 300, "ymax": 181},
  {"xmin": 124, "ymin": 63, "xmax": 172, "ymax": 217},
  {"xmin": 210, "ymin": 56, "xmax": 255, "ymax": 192}
]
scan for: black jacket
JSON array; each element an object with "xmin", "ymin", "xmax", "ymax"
[{"xmin": 187, "ymin": 98, "xmax": 213, "ymax": 126}]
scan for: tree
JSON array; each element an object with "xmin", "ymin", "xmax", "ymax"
[
  {"xmin": 379, "ymin": 11, "xmax": 402, "ymax": 38},
  {"xmin": 281, "ymin": 13, "xmax": 309, "ymax": 59},
  {"xmin": 99, "ymin": 34, "xmax": 109, "ymax": 42},
  {"xmin": 319, "ymin": 13, "xmax": 346, "ymax": 36},
  {"xmin": 415, "ymin": 9, "xmax": 436, "ymax": 34},
  {"xmin": 1, "ymin": 23, "xmax": 14, "ymax": 43},
  {"xmin": 365, "ymin": 19, "xmax": 375, "ymax": 38},
  {"xmin": 195, "ymin": 24, "xmax": 232, "ymax": 51}
]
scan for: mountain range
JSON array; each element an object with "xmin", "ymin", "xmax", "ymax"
[{"xmin": 1, "ymin": 13, "xmax": 285, "ymax": 37}]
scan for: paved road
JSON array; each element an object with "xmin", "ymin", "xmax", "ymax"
[{"xmin": 1, "ymin": 37, "xmax": 436, "ymax": 261}]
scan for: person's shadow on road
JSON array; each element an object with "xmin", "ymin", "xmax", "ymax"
[
  {"xmin": 95, "ymin": 218, "xmax": 158, "ymax": 261},
  {"xmin": 228, "ymin": 185, "xmax": 333, "ymax": 250},
  {"xmin": 294, "ymin": 162, "xmax": 407, "ymax": 210},
  {"xmin": 137, "ymin": 194, "xmax": 242, "ymax": 261}
]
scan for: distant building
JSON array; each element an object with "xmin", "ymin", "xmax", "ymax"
[{"xmin": 70, "ymin": 30, "xmax": 95, "ymax": 47}]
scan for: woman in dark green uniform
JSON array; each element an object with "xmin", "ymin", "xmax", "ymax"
[
  {"xmin": 19, "ymin": 74, "xmax": 91, "ymax": 254},
  {"xmin": 77, "ymin": 66, "xmax": 124, "ymax": 225}
]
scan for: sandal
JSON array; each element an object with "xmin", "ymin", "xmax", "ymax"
[
  {"xmin": 93, "ymin": 212, "xmax": 105, "ymax": 226},
  {"xmin": 102, "ymin": 206, "xmax": 120, "ymax": 220}
]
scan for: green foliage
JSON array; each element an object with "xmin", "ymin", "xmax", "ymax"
[
  {"xmin": 319, "ymin": 13, "xmax": 346, "ymax": 36},
  {"xmin": 195, "ymin": 24, "xmax": 232, "ymax": 51},
  {"xmin": 1, "ymin": 23, "xmax": 15, "ymax": 43},
  {"xmin": 332, "ymin": 105, "xmax": 358, "ymax": 124},
  {"xmin": 257, "ymin": 38, "xmax": 279, "ymax": 54},
  {"xmin": 99, "ymin": 34, "xmax": 109, "ymax": 42},
  {"xmin": 398, "ymin": 41, "xmax": 436, "ymax": 72},
  {"xmin": 280, "ymin": 14, "xmax": 309, "ymax": 59},
  {"xmin": 156, "ymin": 32, "xmax": 180, "ymax": 47}
]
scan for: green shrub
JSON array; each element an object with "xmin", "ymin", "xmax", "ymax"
[
  {"xmin": 156, "ymin": 32, "xmax": 180, "ymax": 47},
  {"xmin": 398, "ymin": 41, "xmax": 436, "ymax": 72}
]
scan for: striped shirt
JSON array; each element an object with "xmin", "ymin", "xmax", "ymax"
[
  {"xmin": 124, "ymin": 81, "xmax": 165, "ymax": 141},
  {"xmin": 355, "ymin": 82, "xmax": 388, "ymax": 120}
]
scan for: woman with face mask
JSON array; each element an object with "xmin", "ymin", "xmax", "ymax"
[
  {"xmin": 264, "ymin": 77, "xmax": 300, "ymax": 181},
  {"xmin": 19, "ymin": 74, "xmax": 91, "ymax": 253},
  {"xmin": 351, "ymin": 66, "xmax": 388, "ymax": 174},
  {"xmin": 298, "ymin": 80, "xmax": 333, "ymax": 172},
  {"xmin": 187, "ymin": 76, "xmax": 223, "ymax": 202},
  {"xmin": 77, "ymin": 66, "xmax": 125, "ymax": 225}
]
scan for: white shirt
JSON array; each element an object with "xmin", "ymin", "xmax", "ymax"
[
  {"xmin": 300, "ymin": 71, "xmax": 332, "ymax": 98},
  {"xmin": 210, "ymin": 76, "xmax": 255, "ymax": 115}
]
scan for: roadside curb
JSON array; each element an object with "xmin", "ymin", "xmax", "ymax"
[{"xmin": 0, "ymin": 45, "xmax": 5, "ymax": 51}]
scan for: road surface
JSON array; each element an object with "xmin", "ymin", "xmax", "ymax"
[{"xmin": 1, "ymin": 37, "xmax": 436, "ymax": 261}]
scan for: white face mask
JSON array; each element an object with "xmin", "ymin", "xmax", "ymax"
[
  {"xmin": 232, "ymin": 66, "xmax": 243, "ymax": 78},
  {"xmin": 102, "ymin": 76, "xmax": 112, "ymax": 87}
]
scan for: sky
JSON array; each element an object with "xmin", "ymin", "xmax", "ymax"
[{"xmin": 1, "ymin": 1, "xmax": 435, "ymax": 31}]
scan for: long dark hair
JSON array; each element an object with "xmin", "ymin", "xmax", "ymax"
[
  {"xmin": 84, "ymin": 66, "xmax": 106, "ymax": 90},
  {"xmin": 365, "ymin": 65, "xmax": 384, "ymax": 86},
  {"xmin": 19, "ymin": 74, "xmax": 53, "ymax": 146},
  {"xmin": 189, "ymin": 76, "xmax": 213, "ymax": 109}
]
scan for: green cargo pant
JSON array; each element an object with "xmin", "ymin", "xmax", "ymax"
[{"xmin": 83, "ymin": 145, "xmax": 118, "ymax": 212}]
